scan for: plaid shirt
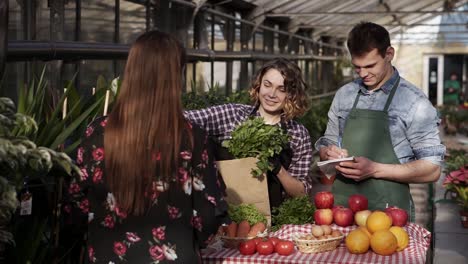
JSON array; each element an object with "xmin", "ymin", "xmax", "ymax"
[{"xmin": 185, "ymin": 103, "xmax": 313, "ymax": 195}]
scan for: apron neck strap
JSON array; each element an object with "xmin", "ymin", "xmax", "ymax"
[
  {"xmin": 351, "ymin": 77, "xmax": 401, "ymax": 112},
  {"xmin": 383, "ymin": 77, "xmax": 400, "ymax": 112}
]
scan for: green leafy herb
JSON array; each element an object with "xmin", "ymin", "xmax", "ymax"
[
  {"xmin": 222, "ymin": 117, "xmax": 290, "ymax": 178},
  {"xmin": 228, "ymin": 204, "xmax": 267, "ymax": 225},
  {"xmin": 271, "ymin": 196, "xmax": 315, "ymax": 231}
]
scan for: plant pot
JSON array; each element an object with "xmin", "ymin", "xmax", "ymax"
[
  {"xmin": 460, "ymin": 211, "xmax": 468, "ymax": 228},
  {"xmin": 451, "ymin": 191, "xmax": 458, "ymax": 199}
]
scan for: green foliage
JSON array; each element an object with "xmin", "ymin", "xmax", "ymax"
[
  {"xmin": 0, "ymin": 177, "xmax": 18, "ymax": 245},
  {"xmin": 222, "ymin": 117, "xmax": 290, "ymax": 178},
  {"xmin": 13, "ymin": 68, "xmax": 119, "ymax": 155},
  {"xmin": 0, "ymin": 97, "xmax": 82, "ymax": 258},
  {"xmin": 438, "ymin": 105, "xmax": 468, "ymax": 136},
  {"xmin": 271, "ymin": 196, "xmax": 315, "ymax": 231},
  {"xmin": 445, "ymin": 149, "xmax": 468, "ymax": 173},
  {"xmin": 0, "ymin": 97, "xmax": 81, "ymax": 184},
  {"xmin": 298, "ymin": 98, "xmax": 333, "ymax": 144},
  {"xmin": 228, "ymin": 204, "xmax": 267, "ymax": 226},
  {"xmin": 0, "ymin": 66, "xmax": 121, "ymax": 263},
  {"xmin": 182, "ymin": 82, "xmax": 250, "ymax": 110}
]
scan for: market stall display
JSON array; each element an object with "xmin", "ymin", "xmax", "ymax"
[{"xmin": 202, "ymin": 223, "xmax": 430, "ymax": 264}]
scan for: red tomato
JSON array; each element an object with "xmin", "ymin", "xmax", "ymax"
[
  {"xmin": 238, "ymin": 240, "xmax": 256, "ymax": 255},
  {"xmin": 267, "ymin": 237, "xmax": 281, "ymax": 247},
  {"xmin": 256, "ymin": 240, "xmax": 274, "ymax": 255},
  {"xmin": 275, "ymin": 240, "xmax": 295, "ymax": 256},
  {"xmin": 252, "ymin": 237, "xmax": 263, "ymax": 245}
]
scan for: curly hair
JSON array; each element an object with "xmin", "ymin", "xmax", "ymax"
[{"xmin": 249, "ymin": 58, "xmax": 309, "ymax": 121}]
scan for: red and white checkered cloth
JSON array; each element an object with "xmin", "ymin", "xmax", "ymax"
[{"xmin": 202, "ymin": 223, "xmax": 431, "ymax": 264}]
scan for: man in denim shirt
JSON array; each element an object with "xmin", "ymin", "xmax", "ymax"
[{"xmin": 315, "ymin": 22, "xmax": 445, "ymax": 220}]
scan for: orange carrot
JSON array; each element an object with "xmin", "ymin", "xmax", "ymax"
[
  {"xmin": 226, "ymin": 222, "xmax": 238, "ymax": 237},
  {"xmin": 236, "ymin": 220, "xmax": 251, "ymax": 237},
  {"xmin": 247, "ymin": 222, "xmax": 266, "ymax": 237}
]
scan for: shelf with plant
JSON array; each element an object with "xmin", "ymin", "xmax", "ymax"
[
  {"xmin": 0, "ymin": 97, "xmax": 83, "ymax": 262},
  {"xmin": 0, "ymin": 67, "xmax": 120, "ymax": 263},
  {"xmin": 437, "ymin": 148, "xmax": 468, "ymax": 228}
]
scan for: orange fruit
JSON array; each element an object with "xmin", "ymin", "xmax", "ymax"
[
  {"xmin": 370, "ymin": 230, "xmax": 398, "ymax": 256},
  {"xmin": 358, "ymin": 226, "xmax": 372, "ymax": 239},
  {"xmin": 389, "ymin": 226, "xmax": 409, "ymax": 251},
  {"xmin": 366, "ymin": 211, "xmax": 392, "ymax": 233},
  {"xmin": 345, "ymin": 229, "xmax": 370, "ymax": 254}
]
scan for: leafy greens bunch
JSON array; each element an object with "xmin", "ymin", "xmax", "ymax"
[
  {"xmin": 271, "ymin": 196, "xmax": 315, "ymax": 231},
  {"xmin": 228, "ymin": 204, "xmax": 267, "ymax": 225},
  {"xmin": 222, "ymin": 117, "xmax": 290, "ymax": 178}
]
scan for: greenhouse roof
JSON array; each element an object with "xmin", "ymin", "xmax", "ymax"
[{"xmin": 214, "ymin": 0, "xmax": 468, "ymax": 42}]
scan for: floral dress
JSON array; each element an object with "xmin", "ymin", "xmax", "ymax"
[{"xmin": 65, "ymin": 116, "xmax": 228, "ymax": 263}]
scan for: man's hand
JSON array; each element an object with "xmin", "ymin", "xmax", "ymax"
[
  {"xmin": 336, "ymin": 156, "xmax": 378, "ymax": 181},
  {"xmin": 319, "ymin": 145, "xmax": 348, "ymax": 161}
]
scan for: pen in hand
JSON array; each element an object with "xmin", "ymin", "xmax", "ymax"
[{"xmin": 337, "ymin": 136, "xmax": 343, "ymax": 158}]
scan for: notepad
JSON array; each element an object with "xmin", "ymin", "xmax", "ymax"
[{"xmin": 317, "ymin": 157, "xmax": 355, "ymax": 178}]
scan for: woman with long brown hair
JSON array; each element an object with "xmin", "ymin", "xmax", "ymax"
[{"xmin": 66, "ymin": 30, "xmax": 228, "ymax": 263}]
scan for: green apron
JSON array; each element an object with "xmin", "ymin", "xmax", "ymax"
[{"xmin": 332, "ymin": 78, "xmax": 415, "ymax": 221}]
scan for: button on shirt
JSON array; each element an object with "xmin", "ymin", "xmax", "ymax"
[
  {"xmin": 185, "ymin": 104, "xmax": 313, "ymax": 195},
  {"xmin": 315, "ymin": 69, "xmax": 445, "ymax": 166}
]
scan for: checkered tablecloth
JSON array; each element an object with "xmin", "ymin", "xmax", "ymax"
[{"xmin": 202, "ymin": 223, "xmax": 431, "ymax": 264}]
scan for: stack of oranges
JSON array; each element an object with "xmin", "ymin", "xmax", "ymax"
[{"xmin": 345, "ymin": 211, "xmax": 409, "ymax": 255}]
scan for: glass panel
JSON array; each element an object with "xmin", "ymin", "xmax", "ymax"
[
  {"xmin": 213, "ymin": 62, "xmax": 226, "ymax": 89},
  {"xmin": 232, "ymin": 61, "xmax": 241, "ymax": 91},
  {"xmin": 36, "ymin": 0, "xmax": 50, "ymax": 40},
  {"xmin": 213, "ymin": 17, "xmax": 226, "ymax": 51},
  {"xmin": 81, "ymin": 0, "xmax": 116, "ymax": 42},
  {"xmin": 206, "ymin": 15, "xmax": 214, "ymax": 50},
  {"xmin": 233, "ymin": 20, "xmax": 241, "ymax": 52},
  {"xmin": 120, "ymin": 1, "xmax": 146, "ymax": 44},
  {"xmin": 64, "ymin": 1, "xmax": 77, "ymax": 41},
  {"xmin": 254, "ymin": 30, "xmax": 263, "ymax": 52},
  {"xmin": 8, "ymin": 0, "xmax": 23, "ymax": 40},
  {"xmin": 186, "ymin": 62, "xmax": 196, "ymax": 92}
]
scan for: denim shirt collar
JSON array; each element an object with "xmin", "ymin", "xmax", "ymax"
[{"xmin": 356, "ymin": 67, "xmax": 400, "ymax": 95}]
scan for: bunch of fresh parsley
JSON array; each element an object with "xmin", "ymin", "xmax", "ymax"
[
  {"xmin": 222, "ymin": 116, "xmax": 290, "ymax": 178},
  {"xmin": 271, "ymin": 196, "xmax": 315, "ymax": 231}
]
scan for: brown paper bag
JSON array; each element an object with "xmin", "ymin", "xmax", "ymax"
[{"xmin": 216, "ymin": 157, "xmax": 271, "ymax": 225}]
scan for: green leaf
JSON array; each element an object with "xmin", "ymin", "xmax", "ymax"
[
  {"xmin": 222, "ymin": 117, "xmax": 290, "ymax": 178},
  {"xmin": 49, "ymin": 96, "xmax": 104, "ymax": 150}
]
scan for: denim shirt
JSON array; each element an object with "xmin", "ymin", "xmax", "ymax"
[{"xmin": 315, "ymin": 68, "xmax": 445, "ymax": 166}]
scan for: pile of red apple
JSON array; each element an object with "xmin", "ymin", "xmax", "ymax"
[{"xmin": 313, "ymin": 192, "xmax": 408, "ymax": 227}]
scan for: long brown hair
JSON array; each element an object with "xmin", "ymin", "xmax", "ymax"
[
  {"xmin": 249, "ymin": 58, "xmax": 309, "ymax": 121},
  {"xmin": 104, "ymin": 30, "xmax": 189, "ymax": 216}
]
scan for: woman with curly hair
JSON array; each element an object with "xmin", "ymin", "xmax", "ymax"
[{"xmin": 185, "ymin": 58, "xmax": 312, "ymax": 209}]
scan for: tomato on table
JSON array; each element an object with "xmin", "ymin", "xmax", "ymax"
[
  {"xmin": 251, "ymin": 237, "xmax": 263, "ymax": 245},
  {"xmin": 275, "ymin": 240, "xmax": 295, "ymax": 256},
  {"xmin": 267, "ymin": 236, "xmax": 281, "ymax": 247},
  {"xmin": 238, "ymin": 240, "xmax": 256, "ymax": 255},
  {"xmin": 256, "ymin": 240, "xmax": 274, "ymax": 255}
]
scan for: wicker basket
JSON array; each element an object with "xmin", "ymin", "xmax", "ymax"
[
  {"xmin": 219, "ymin": 229, "xmax": 269, "ymax": 248},
  {"xmin": 219, "ymin": 236, "xmax": 255, "ymax": 248},
  {"xmin": 292, "ymin": 233, "xmax": 344, "ymax": 254}
]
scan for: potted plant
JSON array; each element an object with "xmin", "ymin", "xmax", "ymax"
[{"xmin": 442, "ymin": 166, "xmax": 468, "ymax": 228}]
